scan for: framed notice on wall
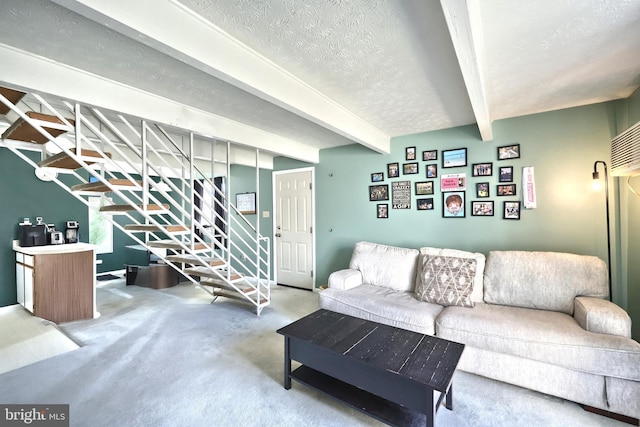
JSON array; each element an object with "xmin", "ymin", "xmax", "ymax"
[
  {"xmin": 392, "ymin": 180, "xmax": 411, "ymax": 209},
  {"xmin": 236, "ymin": 192, "xmax": 256, "ymax": 214}
]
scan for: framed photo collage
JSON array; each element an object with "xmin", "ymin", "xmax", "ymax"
[{"xmin": 370, "ymin": 144, "xmax": 522, "ymax": 220}]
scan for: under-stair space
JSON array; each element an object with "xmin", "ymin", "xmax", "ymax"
[{"xmin": 0, "ymin": 84, "xmax": 271, "ymax": 315}]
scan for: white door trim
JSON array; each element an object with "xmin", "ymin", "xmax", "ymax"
[{"xmin": 272, "ymin": 167, "xmax": 316, "ymax": 289}]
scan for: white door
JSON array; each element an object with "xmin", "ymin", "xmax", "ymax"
[{"xmin": 274, "ymin": 169, "xmax": 314, "ymax": 290}]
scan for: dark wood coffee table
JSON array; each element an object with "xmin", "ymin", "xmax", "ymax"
[{"xmin": 277, "ymin": 309, "xmax": 465, "ymax": 427}]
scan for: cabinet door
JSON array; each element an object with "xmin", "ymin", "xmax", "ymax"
[
  {"xmin": 16, "ymin": 263, "xmax": 25, "ymax": 305},
  {"xmin": 24, "ymin": 266, "xmax": 34, "ymax": 313}
]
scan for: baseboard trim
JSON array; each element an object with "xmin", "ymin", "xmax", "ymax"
[{"xmin": 581, "ymin": 405, "xmax": 639, "ymax": 425}]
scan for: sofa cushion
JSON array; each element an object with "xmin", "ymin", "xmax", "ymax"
[
  {"xmin": 436, "ymin": 304, "xmax": 640, "ymax": 381},
  {"xmin": 418, "ymin": 247, "xmax": 485, "ymax": 303},
  {"xmin": 483, "ymin": 251, "xmax": 608, "ymax": 314},
  {"xmin": 415, "ymin": 255, "xmax": 476, "ymax": 307},
  {"xmin": 319, "ymin": 284, "xmax": 444, "ymax": 335},
  {"xmin": 349, "ymin": 241, "xmax": 420, "ymax": 293}
]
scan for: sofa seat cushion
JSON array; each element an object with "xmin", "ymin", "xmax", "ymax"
[
  {"xmin": 436, "ymin": 303, "xmax": 640, "ymax": 381},
  {"xmin": 319, "ymin": 284, "xmax": 444, "ymax": 335}
]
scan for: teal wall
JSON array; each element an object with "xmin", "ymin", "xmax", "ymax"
[
  {"xmin": 0, "ymin": 149, "xmax": 88, "ymax": 306},
  {"xmin": 228, "ymin": 165, "xmax": 274, "ymax": 278}
]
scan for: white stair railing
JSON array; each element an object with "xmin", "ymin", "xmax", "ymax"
[{"xmin": 0, "ymin": 86, "xmax": 270, "ymax": 315}]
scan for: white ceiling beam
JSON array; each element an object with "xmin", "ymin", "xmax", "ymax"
[
  {"xmin": 51, "ymin": 0, "xmax": 391, "ymax": 154},
  {"xmin": 440, "ymin": 0, "xmax": 493, "ymax": 141},
  {"xmin": 0, "ymin": 44, "xmax": 319, "ymax": 164}
]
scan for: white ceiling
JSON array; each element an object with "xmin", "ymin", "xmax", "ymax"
[{"xmin": 0, "ymin": 0, "xmax": 639, "ymax": 163}]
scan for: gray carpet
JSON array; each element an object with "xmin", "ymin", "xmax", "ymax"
[{"xmin": 0, "ymin": 280, "xmax": 626, "ymax": 426}]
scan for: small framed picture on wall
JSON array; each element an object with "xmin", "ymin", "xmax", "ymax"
[
  {"xmin": 369, "ymin": 184, "xmax": 389, "ymax": 201},
  {"xmin": 417, "ymin": 198, "xmax": 434, "ymax": 211},
  {"xmin": 442, "ymin": 191, "xmax": 465, "ymax": 218},
  {"xmin": 503, "ymin": 201, "xmax": 521, "ymax": 220},
  {"xmin": 426, "ymin": 164, "xmax": 438, "ymax": 178},
  {"xmin": 415, "ymin": 181, "xmax": 434, "ymax": 195},
  {"xmin": 499, "ymin": 166, "xmax": 514, "ymax": 182},
  {"xmin": 387, "ymin": 162, "xmax": 399, "ymax": 178},
  {"xmin": 377, "ymin": 204, "xmax": 389, "ymax": 219},
  {"xmin": 471, "ymin": 201, "xmax": 494, "ymax": 216},
  {"xmin": 442, "ymin": 148, "xmax": 467, "ymax": 168},
  {"xmin": 403, "ymin": 162, "xmax": 419, "ymax": 175},
  {"xmin": 406, "ymin": 146, "xmax": 417, "ymax": 160},
  {"xmin": 497, "ymin": 144, "xmax": 520, "ymax": 160},
  {"xmin": 472, "ymin": 162, "xmax": 493, "ymax": 177},
  {"xmin": 497, "ymin": 184, "xmax": 516, "ymax": 196},
  {"xmin": 476, "ymin": 182, "xmax": 490, "ymax": 198},
  {"xmin": 371, "ymin": 172, "xmax": 384, "ymax": 182},
  {"xmin": 422, "ymin": 150, "xmax": 437, "ymax": 161}
]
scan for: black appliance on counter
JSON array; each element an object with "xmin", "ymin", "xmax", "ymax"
[
  {"xmin": 19, "ymin": 224, "xmax": 47, "ymax": 247},
  {"xmin": 65, "ymin": 220, "xmax": 79, "ymax": 244}
]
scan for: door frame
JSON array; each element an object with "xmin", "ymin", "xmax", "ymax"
[{"xmin": 272, "ymin": 167, "xmax": 316, "ymax": 290}]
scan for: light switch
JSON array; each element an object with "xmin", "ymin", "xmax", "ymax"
[{"xmin": 262, "ymin": 211, "xmax": 270, "ymax": 218}]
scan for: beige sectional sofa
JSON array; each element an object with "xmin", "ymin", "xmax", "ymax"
[{"xmin": 319, "ymin": 241, "xmax": 640, "ymax": 421}]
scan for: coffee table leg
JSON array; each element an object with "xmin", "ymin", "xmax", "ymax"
[
  {"xmin": 426, "ymin": 391, "xmax": 435, "ymax": 427},
  {"xmin": 445, "ymin": 385, "xmax": 453, "ymax": 410},
  {"xmin": 284, "ymin": 336, "xmax": 291, "ymax": 390}
]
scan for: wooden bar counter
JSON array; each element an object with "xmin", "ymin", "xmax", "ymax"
[{"xmin": 14, "ymin": 240, "xmax": 98, "ymax": 323}]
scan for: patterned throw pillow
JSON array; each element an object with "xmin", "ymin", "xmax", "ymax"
[{"xmin": 415, "ymin": 255, "xmax": 477, "ymax": 307}]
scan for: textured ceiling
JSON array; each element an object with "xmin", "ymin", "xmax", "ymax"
[{"xmin": 0, "ymin": 0, "xmax": 639, "ymax": 163}]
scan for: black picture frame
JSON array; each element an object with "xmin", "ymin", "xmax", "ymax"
[
  {"xmin": 503, "ymin": 201, "xmax": 521, "ymax": 220},
  {"xmin": 377, "ymin": 203, "xmax": 389, "ymax": 219},
  {"xmin": 497, "ymin": 184, "xmax": 516, "ymax": 196},
  {"xmin": 415, "ymin": 181, "xmax": 434, "ymax": 195},
  {"xmin": 472, "ymin": 162, "xmax": 493, "ymax": 177},
  {"xmin": 406, "ymin": 146, "xmax": 417, "ymax": 160},
  {"xmin": 426, "ymin": 163, "xmax": 438, "ymax": 178},
  {"xmin": 476, "ymin": 182, "xmax": 490, "ymax": 198},
  {"xmin": 471, "ymin": 201, "xmax": 494, "ymax": 216},
  {"xmin": 499, "ymin": 166, "xmax": 513, "ymax": 182},
  {"xmin": 442, "ymin": 191, "xmax": 465, "ymax": 218},
  {"xmin": 403, "ymin": 162, "xmax": 419, "ymax": 175},
  {"xmin": 442, "ymin": 148, "xmax": 467, "ymax": 168},
  {"xmin": 369, "ymin": 184, "xmax": 389, "ymax": 201},
  {"xmin": 371, "ymin": 172, "xmax": 384, "ymax": 182},
  {"xmin": 497, "ymin": 144, "xmax": 521, "ymax": 160},
  {"xmin": 387, "ymin": 162, "xmax": 399, "ymax": 178},
  {"xmin": 417, "ymin": 198, "xmax": 434, "ymax": 211},
  {"xmin": 422, "ymin": 150, "xmax": 437, "ymax": 161}
]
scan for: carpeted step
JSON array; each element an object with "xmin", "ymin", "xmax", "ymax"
[
  {"xmin": 99, "ymin": 203, "xmax": 169, "ymax": 214},
  {"xmin": 71, "ymin": 179, "xmax": 141, "ymax": 193},
  {"xmin": 165, "ymin": 254, "xmax": 224, "ymax": 267}
]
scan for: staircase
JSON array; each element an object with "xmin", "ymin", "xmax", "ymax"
[{"xmin": 0, "ymin": 85, "xmax": 271, "ymax": 315}]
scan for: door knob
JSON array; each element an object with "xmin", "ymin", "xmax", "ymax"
[{"xmin": 275, "ymin": 233, "xmax": 282, "ymax": 238}]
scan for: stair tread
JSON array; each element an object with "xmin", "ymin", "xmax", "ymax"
[
  {"xmin": 71, "ymin": 179, "xmax": 141, "ymax": 193},
  {"xmin": 99, "ymin": 203, "xmax": 169, "ymax": 213},
  {"xmin": 201, "ymin": 280, "xmax": 255, "ymax": 294},
  {"xmin": 38, "ymin": 149, "xmax": 112, "ymax": 169},
  {"xmin": 184, "ymin": 266, "xmax": 241, "ymax": 281},
  {"xmin": 125, "ymin": 224, "xmax": 189, "ymax": 233},
  {"xmin": 165, "ymin": 254, "xmax": 224, "ymax": 266},
  {"xmin": 146, "ymin": 240, "xmax": 210, "ymax": 251},
  {"xmin": 1, "ymin": 111, "xmax": 75, "ymax": 144},
  {"xmin": 213, "ymin": 289, "xmax": 268, "ymax": 305},
  {"xmin": 0, "ymin": 87, "xmax": 26, "ymax": 115}
]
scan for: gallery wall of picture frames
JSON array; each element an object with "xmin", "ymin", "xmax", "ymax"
[{"xmin": 369, "ymin": 143, "xmax": 524, "ymax": 220}]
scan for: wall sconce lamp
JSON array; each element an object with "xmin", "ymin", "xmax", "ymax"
[{"xmin": 592, "ymin": 160, "xmax": 612, "ymax": 301}]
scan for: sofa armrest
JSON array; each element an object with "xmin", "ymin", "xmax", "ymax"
[
  {"xmin": 574, "ymin": 296, "xmax": 632, "ymax": 338},
  {"xmin": 328, "ymin": 269, "xmax": 363, "ymax": 291}
]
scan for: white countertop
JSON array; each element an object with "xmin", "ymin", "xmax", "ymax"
[{"xmin": 13, "ymin": 240, "xmax": 96, "ymax": 255}]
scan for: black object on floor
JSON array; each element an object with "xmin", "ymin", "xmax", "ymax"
[{"xmin": 96, "ymin": 274, "xmax": 120, "ymax": 281}]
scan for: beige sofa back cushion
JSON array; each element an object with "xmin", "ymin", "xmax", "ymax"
[
  {"xmin": 484, "ymin": 251, "xmax": 608, "ymax": 314},
  {"xmin": 349, "ymin": 241, "xmax": 419, "ymax": 293}
]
